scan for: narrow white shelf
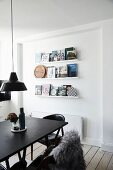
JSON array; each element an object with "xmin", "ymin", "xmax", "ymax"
[
  {"xmin": 37, "ymin": 59, "xmax": 79, "ymax": 65},
  {"xmin": 35, "ymin": 76, "xmax": 78, "ymax": 80},
  {"xmin": 36, "ymin": 95, "xmax": 79, "ymax": 99}
]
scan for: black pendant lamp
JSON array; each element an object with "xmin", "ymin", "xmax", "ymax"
[{"xmin": 1, "ymin": 0, "xmax": 27, "ymax": 92}]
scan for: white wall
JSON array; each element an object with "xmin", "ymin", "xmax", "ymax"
[
  {"xmin": 22, "ymin": 22, "xmax": 103, "ymax": 147},
  {"xmin": 101, "ymin": 20, "xmax": 113, "ymax": 151}
]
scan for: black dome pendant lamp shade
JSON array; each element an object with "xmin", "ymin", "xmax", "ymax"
[
  {"xmin": 1, "ymin": 72, "xmax": 27, "ymax": 92},
  {"xmin": 1, "ymin": 0, "xmax": 27, "ymax": 92}
]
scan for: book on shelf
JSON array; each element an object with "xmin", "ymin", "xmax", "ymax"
[
  {"xmin": 49, "ymin": 53, "xmax": 53, "ymax": 62},
  {"xmin": 55, "ymin": 67, "xmax": 60, "ymax": 78},
  {"xmin": 50, "ymin": 49, "xmax": 65, "ymax": 61},
  {"xmin": 51, "ymin": 51, "xmax": 58, "ymax": 61},
  {"xmin": 42, "ymin": 84, "xmax": 51, "ymax": 96},
  {"xmin": 67, "ymin": 64, "xmax": 78, "ymax": 77},
  {"xmin": 59, "ymin": 49, "xmax": 65, "ymax": 61},
  {"xmin": 50, "ymin": 85, "xmax": 58, "ymax": 96},
  {"xmin": 41, "ymin": 53, "xmax": 50, "ymax": 62},
  {"xmin": 57, "ymin": 86, "xmax": 67, "ymax": 96},
  {"xmin": 47, "ymin": 67, "xmax": 56, "ymax": 78},
  {"xmin": 65, "ymin": 47, "xmax": 77, "ymax": 60},
  {"xmin": 35, "ymin": 85, "xmax": 42, "ymax": 95},
  {"xmin": 59, "ymin": 65, "xmax": 67, "ymax": 77},
  {"xmin": 67, "ymin": 86, "xmax": 78, "ymax": 97}
]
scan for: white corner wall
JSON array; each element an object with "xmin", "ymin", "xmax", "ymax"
[
  {"xmin": 22, "ymin": 22, "xmax": 103, "ymax": 147},
  {"xmin": 22, "ymin": 19, "xmax": 113, "ymax": 150}
]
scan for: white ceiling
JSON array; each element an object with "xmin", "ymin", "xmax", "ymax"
[{"xmin": 0, "ymin": 0, "xmax": 113, "ymax": 39}]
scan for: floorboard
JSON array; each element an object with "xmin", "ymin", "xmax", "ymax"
[
  {"xmin": 96, "ymin": 152, "xmax": 112, "ymax": 170},
  {"xmin": 1, "ymin": 143, "xmax": 113, "ymax": 170}
]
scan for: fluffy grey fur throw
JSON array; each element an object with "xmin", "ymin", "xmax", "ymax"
[{"xmin": 49, "ymin": 130, "xmax": 86, "ymax": 170}]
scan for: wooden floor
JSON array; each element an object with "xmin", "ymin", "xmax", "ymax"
[
  {"xmin": 27, "ymin": 143, "xmax": 113, "ymax": 170},
  {"xmin": 83, "ymin": 145, "xmax": 113, "ymax": 170},
  {"xmin": 1, "ymin": 143, "xmax": 113, "ymax": 169}
]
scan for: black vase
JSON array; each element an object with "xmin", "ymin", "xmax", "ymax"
[{"xmin": 19, "ymin": 107, "xmax": 25, "ymax": 130}]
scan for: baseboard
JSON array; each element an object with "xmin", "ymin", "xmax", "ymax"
[
  {"xmin": 101, "ymin": 142, "xmax": 113, "ymax": 152},
  {"xmin": 81, "ymin": 137, "xmax": 101, "ymax": 147}
]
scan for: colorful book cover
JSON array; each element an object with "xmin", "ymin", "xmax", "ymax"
[
  {"xmin": 47, "ymin": 67, "xmax": 56, "ymax": 78},
  {"xmin": 67, "ymin": 87, "xmax": 78, "ymax": 96},
  {"xmin": 65, "ymin": 47, "xmax": 77, "ymax": 60},
  {"xmin": 50, "ymin": 85, "xmax": 58, "ymax": 96},
  {"xmin": 42, "ymin": 84, "xmax": 51, "ymax": 96},
  {"xmin": 35, "ymin": 85, "xmax": 42, "ymax": 95},
  {"xmin": 67, "ymin": 64, "xmax": 78, "ymax": 77},
  {"xmin": 59, "ymin": 65, "xmax": 67, "ymax": 77},
  {"xmin": 55, "ymin": 67, "xmax": 60, "ymax": 78},
  {"xmin": 57, "ymin": 86, "xmax": 67, "ymax": 96},
  {"xmin": 51, "ymin": 49, "xmax": 65, "ymax": 61},
  {"xmin": 60, "ymin": 49, "xmax": 65, "ymax": 60},
  {"xmin": 41, "ymin": 53, "xmax": 50, "ymax": 62},
  {"xmin": 66, "ymin": 50, "xmax": 77, "ymax": 60},
  {"xmin": 51, "ymin": 51, "xmax": 58, "ymax": 61}
]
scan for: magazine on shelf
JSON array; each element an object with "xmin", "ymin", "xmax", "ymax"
[
  {"xmin": 67, "ymin": 64, "xmax": 78, "ymax": 77},
  {"xmin": 35, "ymin": 85, "xmax": 42, "ymax": 95},
  {"xmin": 42, "ymin": 84, "xmax": 51, "ymax": 96},
  {"xmin": 51, "ymin": 49, "xmax": 65, "ymax": 61},
  {"xmin": 57, "ymin": 86, "xmax": 67, "ymax": 96},
  {"xmin": 60, "ymin": 49, "xmax": 65, "ymax": 60},
  {"xmin": 41, "ymin": 53, "xmax": 50, "ymax": 62},
  {"xmin": 50, "ymin": 85, "xmax": 58, "ymax": 96},
  {"xmin": 65, "ymin": 47, "xmax": 77, "ymax": 60},
  {"xmin": 55, "ymin": 67, "xmax": 60, "ymax": 78},
  {"xmin": 59, "ymin": 65, "xmax": 67, "ymax": 77},
  {"xmin": 47, "ymin": 67, "xmax": 56, "ymax": 78},
  {"xmin": 67, "ymin": 86, "xmax": 78, "ymax": 97},
  {"xmin": 51, "ymin": 51, "xmax": 58, "ymax": 61}
]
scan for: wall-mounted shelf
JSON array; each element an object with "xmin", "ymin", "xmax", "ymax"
[
  {"xmin": 36, "ymin": 95, "xmax": 79, "ymax": 99},
  {"xmin": 35, "ymin": 76, "xmax": 79, "ymax": 80},
  {"xmin": 37, "ymin": 59, "xmax": 79, "ymax": 65}
]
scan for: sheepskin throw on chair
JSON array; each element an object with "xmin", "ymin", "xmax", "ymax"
[{"xmin": 49, "ymin": 130, "xmax": 86, "ymax": 170}]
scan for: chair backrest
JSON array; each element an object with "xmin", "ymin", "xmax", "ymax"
[
  {"xmin": 43, "ymin": 114, "xmax": 65, "ymax": 139},
  {"xmin": 36, "ymin": 155, "xmax": 55, "ymax": 170},
  {"xmin": 43, "ymin": 114, "xmax": 65, "ymax": 122}
]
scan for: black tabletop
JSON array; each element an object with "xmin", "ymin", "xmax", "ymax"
[{"xmin": 0, "ymin": 117, "xmax": 68, "ymax": 162}]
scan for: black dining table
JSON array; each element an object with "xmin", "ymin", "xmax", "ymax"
[{"xmin": 0, "ymin": 117, "xmax": 68, "ymax": 168}]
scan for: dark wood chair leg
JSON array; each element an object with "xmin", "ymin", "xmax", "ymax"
[
  {"xmin": 61, "ymin": 128, "xmax": 64, "ymax": 136},
  {"xmin": 5, "ymin": 159, "xmax": 10, "ymax": 169},
  {"xmin": 22, "ymin": 148, "xmax": 26, "ymax": 160},
  {"xmin": 18, "ymin": 151, "xmax": 21, "ymax": 160},
  {"xmin": 45, "ymin": 136, "xmax": 49, "ymax": 147},
  {"xmin": 31, "ymin": 144, "xmax": 33, "ymax": 160},
  {"xmin": 55, "ymin": 129, "xmax": 60, "ymax": 139}
]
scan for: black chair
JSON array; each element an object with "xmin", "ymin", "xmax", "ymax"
[
  {"xmin": 8, "ymin": 131, "xmax": 86, "ymax": 170},
  {"xmin": 30, "ymin": 114, "xmax": 65, "ymax": 160},
  {"xmin": 0, "ymin": 164, "xmax": 6, "ymax": 170},
  {"xmin": 6, "ymin": 145, "xmax": 55, "ymax": 170},
  {"xmin": 43, "ymin": 114, "xmax": 65, "ymax": 145}
]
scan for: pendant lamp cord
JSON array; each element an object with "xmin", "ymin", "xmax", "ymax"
[{"xmin": 11, "ymin": 0, "xmax": 14, "ymax": 72}]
